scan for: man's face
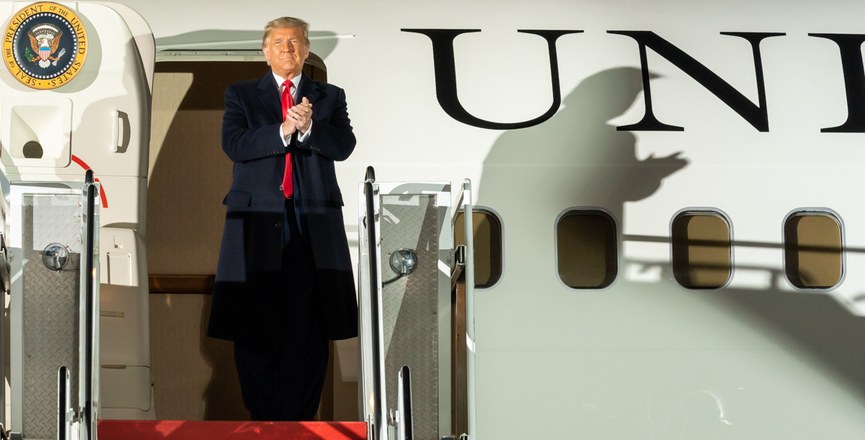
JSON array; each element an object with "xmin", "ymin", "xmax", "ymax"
[{"xmin": 263, "ymin": 27, "xmax": 309, "ymax": 79}]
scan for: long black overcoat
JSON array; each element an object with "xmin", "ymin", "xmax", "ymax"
[{"xmin": 208, "ymin": 71, "xmax": 358, "ymax": 344}]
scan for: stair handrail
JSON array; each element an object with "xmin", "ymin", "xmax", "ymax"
[
  {"xmin": 80, "ymin": 171, "xmax": 100, "ymax": 440},
  {"xmin": 57, "ymin": 366, "xmax": 71, "ymax": 440},
  {"xmin": 396, "ymin": 366, "xmax": 413, "ymax": 440},
  {"xmin": 364, "ymin": 168, "xmax": 387, "ymax": 440},
  {"xmin": 451, "ymin": 179, "xmax": 476, "ymax": 440}
]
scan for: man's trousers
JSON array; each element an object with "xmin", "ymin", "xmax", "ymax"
[{"xmin": 233, "ymin": 197, "xmax": 329, "ymax": 421}]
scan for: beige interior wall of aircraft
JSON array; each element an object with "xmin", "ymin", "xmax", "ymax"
[
  {"xmin": 146, "ymin": 67, "xmax": 236, "ymax": 420},
  {"xmin": 147, "ymin": 69, "xmax": 227, "ymax": 276}
]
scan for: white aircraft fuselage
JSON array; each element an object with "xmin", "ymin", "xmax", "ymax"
[{"xmin": 3, "ymin": 0, "xmax": 865, "ymax": 438}]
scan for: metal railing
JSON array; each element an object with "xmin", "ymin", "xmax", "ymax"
[
  {"xmin": 451, "ymin": 180, "xmax": 476, "ymax": 440},
  {"xmin": 364, "ymin": 167, "xmax": 387, "ymax": 440},
  {"xmin": 396, "ymin": 366, "xmax": 414, "ymax": 440},
  {"xmin": 80, "ymin": 171, "xmax": 100, "ymax": 440},
  {"xmin": 57, "ymin": 366, "xmax": 71, "ymax": 440}
]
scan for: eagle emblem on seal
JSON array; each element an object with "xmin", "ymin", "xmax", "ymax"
[{"xmin": 26, "ymin": 23, "xmax": 66, "ymax": 68}]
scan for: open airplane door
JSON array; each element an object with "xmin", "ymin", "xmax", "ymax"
[
  {"xmin": 0, "ymin": 1, "xmax": 156, "ymax": 437},
  {"xmin": 359, "ymin": 168, "xmax": 476, "ymax": 440}
]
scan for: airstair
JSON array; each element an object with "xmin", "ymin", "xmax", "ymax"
[
  {"xmin": 0, "ymin": 165, "xmax": 478, "ymax": 440},
  {"xmin": 96, "ymin": 167, "xmax": 478, "ymax": 440},
  {"xmin": 358, "ymin": 167, "xmax": 477, "ymax": 440}
]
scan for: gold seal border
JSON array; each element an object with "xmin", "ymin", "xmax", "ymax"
[{"xmin": 2, "ymin": 2, "xmax": 88, "ymax": 90}]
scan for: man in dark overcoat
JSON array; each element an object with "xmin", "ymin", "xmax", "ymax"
[{"xmin": 208, "ymin": 16, "xmax": 357, "ymax": 421}]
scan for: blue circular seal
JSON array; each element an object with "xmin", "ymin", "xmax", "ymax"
[{"xmin": 4, "ymin": 2, "xmax": 88, "ymax": 89}]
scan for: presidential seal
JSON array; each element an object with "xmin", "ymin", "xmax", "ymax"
[{"xmin": 3, "ymin": 2, "xmax": 88, "ymax": 90}]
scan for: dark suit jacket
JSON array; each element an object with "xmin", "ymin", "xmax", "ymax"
[{"xmin": 208, "ymin": 71, "xmax": 358, "ymax": 344}]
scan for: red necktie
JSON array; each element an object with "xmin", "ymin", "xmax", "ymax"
[{"xmin": 281, "ymin": 79, "xmax": 294, "ymax": 198}]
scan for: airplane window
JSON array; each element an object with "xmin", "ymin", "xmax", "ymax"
[
  {"xmin": 671, "ymin": 211, "xmax": 732, "ymax": 289},
  {"xmin": 556, "ymin": 210, "xmax": 617, "ymax": 289},
  {"xmin": 455, "ymin": 208, "xmax": 503, "ymax": 288},
  {"xmin": 784, "ymin": 211, "xmax": 844, "ymax": 289}
]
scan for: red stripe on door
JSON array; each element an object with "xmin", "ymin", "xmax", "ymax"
[{"xmin": 70, "ymin": 155, "xmax": 109, "ymax": 208}]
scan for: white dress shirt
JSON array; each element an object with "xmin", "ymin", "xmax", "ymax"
[{"xmin": 273, "ymin": 71, "xmax": 312, "ymax": 146}]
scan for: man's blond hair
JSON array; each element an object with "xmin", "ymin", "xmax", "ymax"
[{"xmin": 263, "ymin": 17, "xmax": 310, "ymax": 48}]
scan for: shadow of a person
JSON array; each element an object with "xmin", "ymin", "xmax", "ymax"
[
  {"xmin": 473, "ymin": 67, "xmax": 865, "ymax": 433},
  {"xmin": 478, "ymin": 67, "xmax": 687, "ymax": 226}
]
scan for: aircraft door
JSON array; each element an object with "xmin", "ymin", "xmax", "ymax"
[
  {"xmin": 0, "ymin": 0, "xmax": 156, "ymax": 432},
  {"xmin": 359, "ymin": 170, "xmax": 476, "ymax": 440}
]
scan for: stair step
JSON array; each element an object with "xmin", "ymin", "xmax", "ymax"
[{"xmin": 98, "ymin": 420, "xmax": 368, "ymax": 440}]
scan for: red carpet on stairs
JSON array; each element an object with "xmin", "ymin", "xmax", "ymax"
[{"xmin": 98, "ymin": 420, "xmax": 368, "ymax": 440}]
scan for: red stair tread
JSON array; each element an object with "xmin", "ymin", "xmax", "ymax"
[{"xmin": 98, "ymin": 420, "xmax": 367, "ymax": 440}]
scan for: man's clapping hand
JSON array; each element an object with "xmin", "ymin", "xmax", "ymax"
[
  {"xmin": 288, "ymin": 97, "xmax": 313, "ymax": 134},
  {"xmin": 282, "ymin": 117, "xmax": 297, "ymax": 138}
]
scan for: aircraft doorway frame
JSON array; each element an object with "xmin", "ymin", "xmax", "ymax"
[{"xmin": 146, "ymin": 52, "xmax": 336, "ymax": 421}]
